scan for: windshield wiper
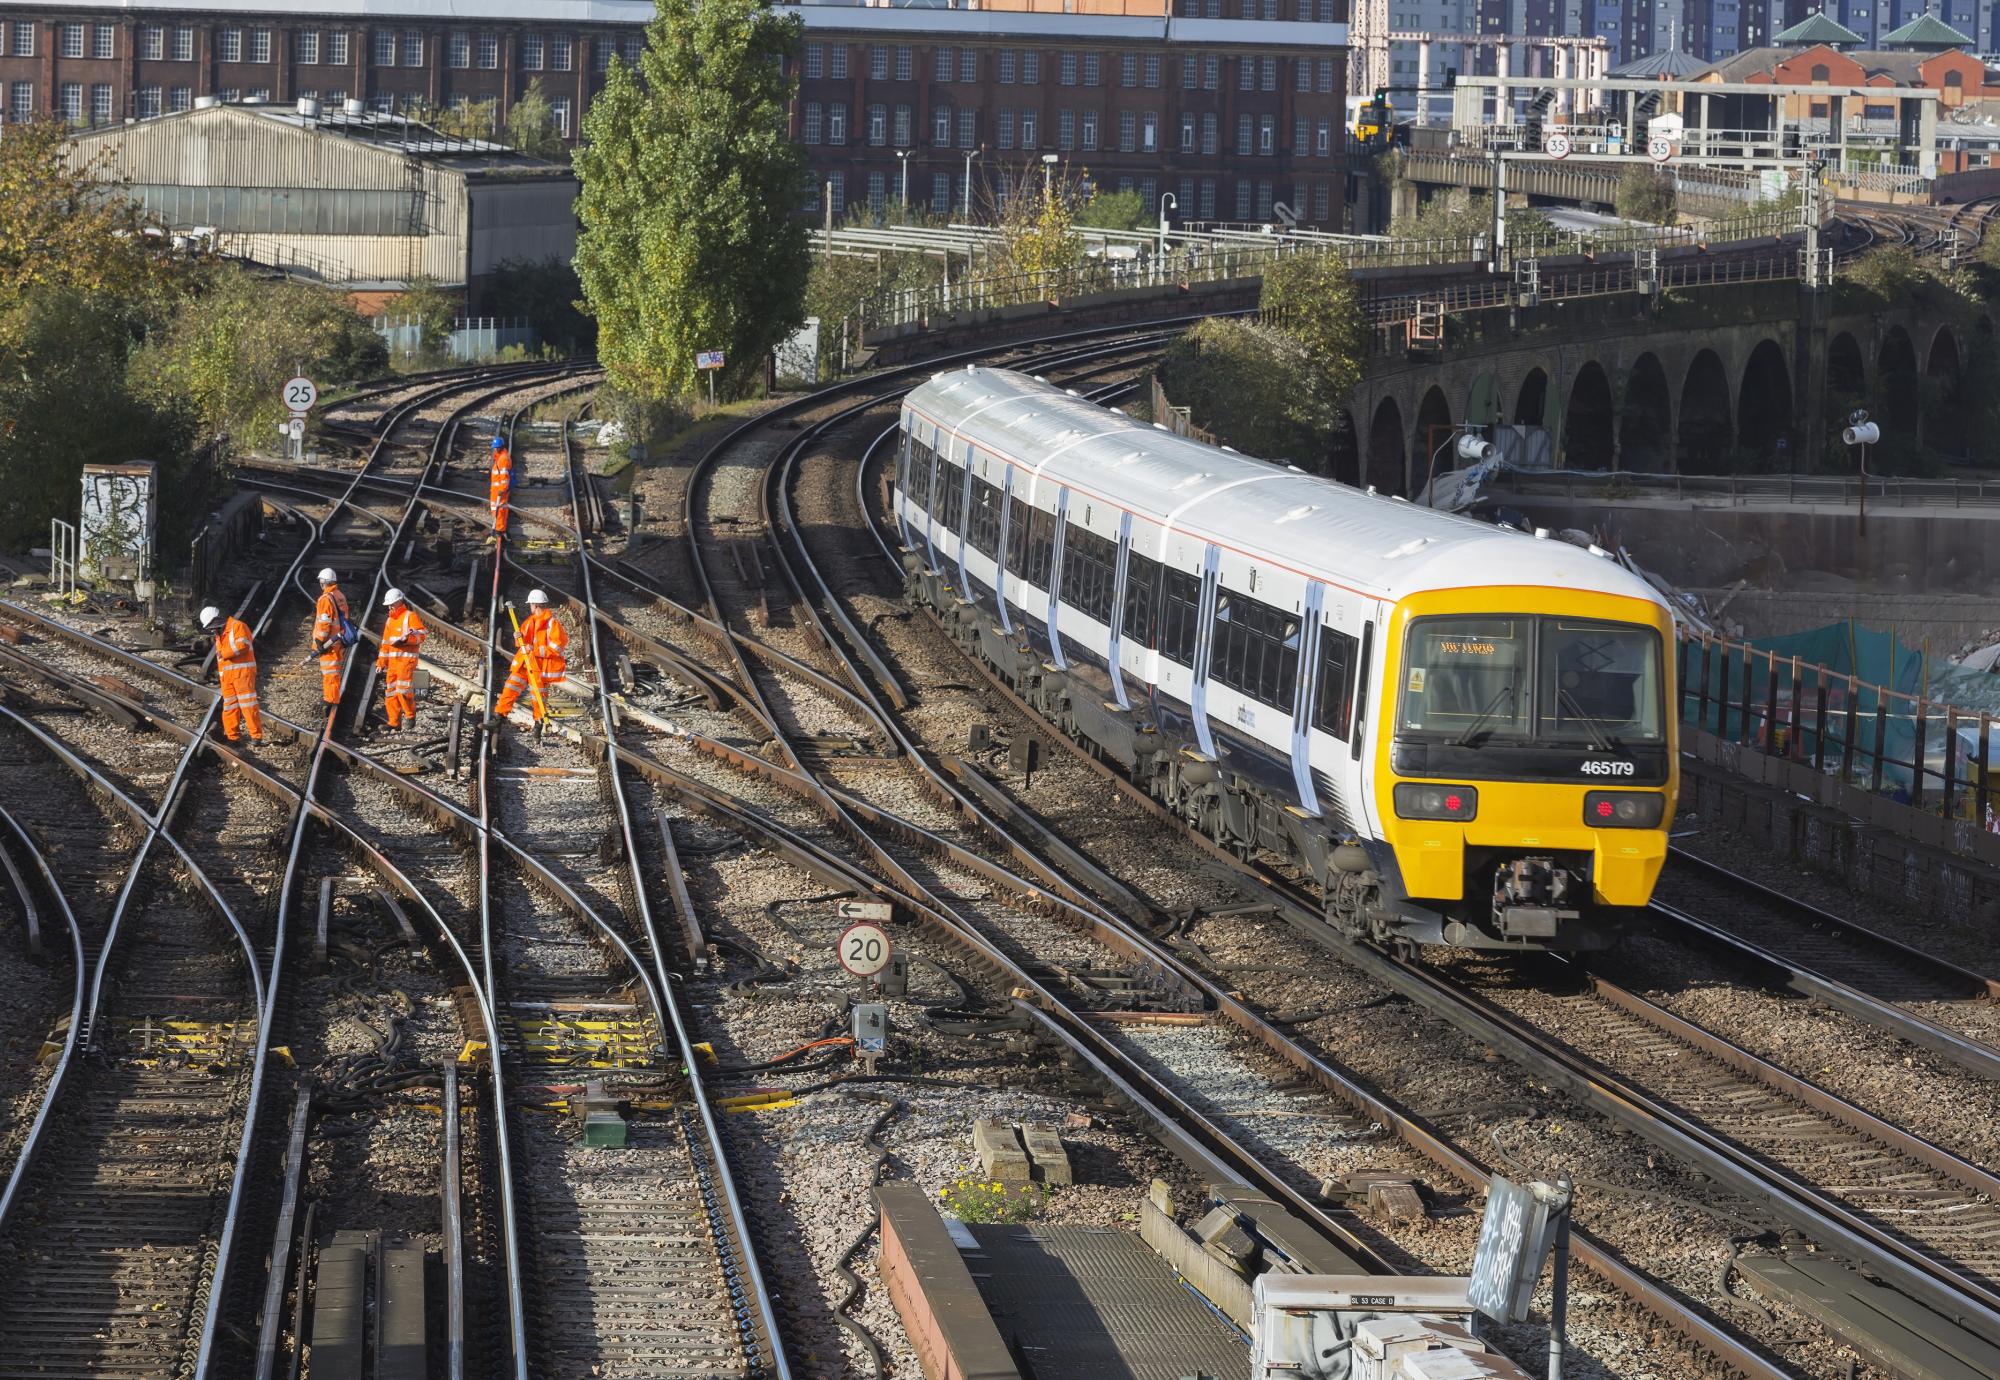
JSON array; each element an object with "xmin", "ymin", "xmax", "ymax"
[
  {"xmin": 1453, "ymin": 684, "xmax": 1517, "ymax": 747},
  {"xmin": 1555, "ymin": 686, "xmax": 1615, "ymax": 753}
]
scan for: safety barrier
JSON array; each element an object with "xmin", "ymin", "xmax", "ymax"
[
  {"xmin": 187, "ymin": 492, "xmax": 263, "ymax": 603},
  {"xmin": 1502, "ymin": 469, "xmax": 2000, "ymax": 510}
]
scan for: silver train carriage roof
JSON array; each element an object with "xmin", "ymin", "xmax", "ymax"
[{"xmin": 904, "ymin": 365, "xmax": 1666, "ymax": 611}]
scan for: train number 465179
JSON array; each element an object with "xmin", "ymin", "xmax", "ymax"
[{"xmin": 1579, "ymin": 760, "xmax": 1636, "ymax": 776}]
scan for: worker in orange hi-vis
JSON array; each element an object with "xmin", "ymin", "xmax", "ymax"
[
  {"xmin": 377, "ymin": 589, "xmax": 428, "ymax": 732},
  {"xmin": 199, "ymin": 606, "xmax": 264, "ymax": 745},
  {"xmin": 308, "ymin": 567, "xmax": 352, "ymax": 706},
  {"xmin": 493, "ymin": 588, "xmax": 569, "ymax": 728},
  {"xmin": 488, "ymin": 434, "xmax": 513, "ymax": 534}
]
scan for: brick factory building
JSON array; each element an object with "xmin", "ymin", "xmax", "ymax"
[{"xmin": 0, "ymin": 0, "xmax": 1351, "ymax": 228}]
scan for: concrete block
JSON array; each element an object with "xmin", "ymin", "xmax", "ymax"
[
  {"xmin": 1020, "ymin": 1123, "xmax": 1072, "ymax": 1186},
  {"xmin": 972, "ymin": 1118, "xmax": 1032, "ymax": 1183},
  {"xmin": 1194, "ymin": 1205, "xmax": 1258, "ymax": 1269}
]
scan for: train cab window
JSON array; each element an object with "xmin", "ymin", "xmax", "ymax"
[
  {"xmin": 1121, "ymin": 548, "xmax": 1158, "ymax": 645},
  {"xmin": 1398, "ymin": 615, "xmax": 1662, "ymax": 745},
  {"xmin": 1158, "ymin": 564, "xmax": 1202, "ymax": 665},
  {"xmin": 1211, "ymin": 591, "xmax": 1299, "ymax": 708},
  {"xmin": 1022, "ymin": 505, "xmax": 1057, "ymax": 588},
  {"xmin": 967, "ymin": 475, "xmax": 1003, "ymax": 557},
  {"xmin": 1313, "ymin": 628, "xmax": 1359, "ymax": 738},
  {"xmin": 1059, "ymin": 521, "xmax": 1118, "ymax": 623},
  {"xmin": 1399, "ymin": 617, "xmax": 1531, "ymax": 738},
  {"xmin": 1538, "ymin": 619, "xmax": 1664, "ymax": 743}
]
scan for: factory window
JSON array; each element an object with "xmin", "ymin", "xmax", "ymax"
[
  {"xmin": 828, "ymin": 171, "xmax": 845, "ymax": 216},
  {"xmin": 828, "ymin": 103, "xmax": 846, "ymax": 144},
  {"xmin": 1236, "ymin": 113, "xmax": 1252, "ymax": 154},
  {"xmin": 1179, "ymin": 112, "xmax": 1195, "ymax": 151},
  {"xmin": 1060, "ymin": 521, "xmax": 1118, "ymax": 624},
  {"xmin": 1023, "ymin": 51, "xmax": 1040, "ymax": 84},
  {"xmin": 804, "ymin": 42, "xmax": 822, "ymax": 79},
  {"xmin": 932, "ymin": 173, "xmax": 951, "ymax": 215},
  {"xmin": 447, "ymin": 32, "xmax": 469, "ymax": 68},
  {"xmin": 250, "ymin": 29, "xmax": 271, "ymax": 64},
  {"xmin": 1317, "ymin": 57, "xmax": 1333, "ymax": 91},
  {"xmin": 1158, "ymin": 564, "xmax": 1203, "ymax": 665},
  {"xmin": 169, "ymin": 85, "xmax": 191, "ymax": 111},
  {"xmin": 1294, "ymin": 116, "xmax": 1307, "ymax": 151},
  {"xmin": 59, "ymin": 23, "xmax": 82, "ymax": 59},
  {"xmin": 1296, "ymin": 57, "xmax": 1311, "ymax": 91},
  {"xmin": 1261, "ymin": 56, "xmax": 1276, "ymax": 90},
  {"xmin": 1205, "ymin": 55, "xmax": 1220, "ymax": 88},
  {"xmin": 123, "ymin": 183, "xmax": 425, "ymax": 235},
  {"xmin": 402, "ymin": 31, "xmax": 423, "ymax": 66},
  {"xmin": 297, "ymin": 31, "xmax": 320, "ymax": 63},
  {"xmin": 896, "ymin": 45, "xmax": 912, "ymax": 79},
  {"xmin": 327, "ymin": 32, "xmax": 349, "ymax": 66},
  {"xmin": 1182, "ymin": 54, "xmax": 1197, "ymax": 86},
  {"xmin": 999, "ymin": 49, "xmax": 1016, "ymax": 83},
  {"xmin": 870, "ymin": 44, "xmax": 887, "ymax": 79},
  {"xmin": 551, "ymin": 35, "xmax": 573, "ymax": 70},
  {"xmin": 90, "ymin": 82, "xmax": 110, "ymax": 124},
  {"xmin": 141, "ymin": 26, "xmax": 163, "ymax": 60},
  {"xmin": 1060, "ymin": 52, "xmax": 1077, "ymax": 85},
  {"xmin": 1235, "ymin": 179, "xmax": 1251, "ymax": 219},
  {"xmin": 868, "ymin": 103, "xmax": 886, "ymax": 144},
  {"xmin": 93, "ymin": 24, "xmax": 114, "ymax": 59},
  {"xmin": 1119, "ymin": 109, "xmax": 1135, "ymax": 151},
  {"xmin": 521, "ymin": 33, "xmax": 544, "ymax": 69},
  {"xmin": 1020, "ymin": 109, "xmax": 1037, "ymax": 146},
  {"xmin": 1212, "ymin": 592, "xmax": 1299, "ymax": 709},
  {"xmin": 1259, "ymin": 115, "xmax": 1274, "ymax": 154},
  {"xmin": 58, "ymin": 82, "xmax": 82, "ymax": 125},
  {"xmin": 1810, "ymin": 62, "xmax": 1830, "ymax": 81},
  {"xmin": 867, "ymin": 170, "xmax": 885, "ymax": 210},
  {"xmin": 934, "ymin": 104, "xmax": 951, "ymax": 145},
  {"xmin": 802, "ymin": 101, "xmax": 821, "ymax": 142},
  {"xmin": 137, "ymin": 85, "xmax": 162, "ymax": 117},
  {"xmin": 478, "ymin": 33, "xmax": 498, "ymax": 69},
  {"xmin": 219, "ymin": 28, "xmax": 242, "ymax": 63},
  {"xmin": 248, "ymin": 87, "xmax": 270, "ymax": 101},
  {"xmin": 1264, "ymin": 0, "xmax": 1279, "ymax": 15},
  {"xmin": 997, "ymin": 107, "xmax": 1014, "ymax": 148},
  {"xmin": 894, "ymin": 103, "xmax": 910, "ymax": 145},
  {"xmin": 1256, "ymin": 180, "xmax": 1272, "ymax": 217},
  {"xmin": 961, "ymin": 49, "xmax": 976, "ymax": 82},
  {"xmin": 369, "ymin": 93, "xmax": 393, "ymax": 113},
  {"xmin": 373, "ymin": 29, "xmax": 396, "ymax": 66},
  {"xmin": 1122, "ymin": 53, "xmax": 1138, "ymax": 86},
  {"xmin": 10, "ymin": 22, "xmax": 31, "ymax": 58},
  {"xmin": 1080, "ymin": 108, "xmax": 1096, "ymax": 149},
  {"xmin": 1313, "ymin": 628, "xmax": 1359, "ymax": 737},
  {"xmin": 959, "ymin": 108, "xmax": 975, "ymax": 147},
  {"xmin": 936, "ymin": 46, "xmax": 953, "ymax": 81},
  {"xmin": 622, "ymin": 35, "xmax": 641, "ymax": 64},
  {"xmin": 1083, "ymin": 53, "xmax": 1100, "ymax": 85},
  {"xmin": 551, "ymin": 96, "xmax": 572, "ymax": 136},
  {"xmin": 1145, "ymin": 54, "xmax": 1161, "ymax": 87},
  {"xmin": 1202, "ymin": 112, "xmax": 1217, "ymax": 154},
  {"xmin": 7, "ymin": 81, "xmax": 29, "ymax": 121},
  {"xmin": 830, "ymin": 43, "xmax": 848, "ymax": 79},
  {"xmin": 1238, "ymin": 55, "xmax": 1254, "ymax": 88},
  {"xmin": 1316, "ymin": 118, "xmax": 1330, "ymax": 155},
  {"xmin": 1314, "ymin": 181, "xmax": 1330, "ymax": 223},
  {"xmin": 1178, "ymin": 176, "xmax": 1193, "ymax": 211},
  {"xmin": 967, "ymin": 477, "xmax": 1003, "ymax": 558},
  {"xmin": 1140, "ymin": 175, "xmax": 1156, "ymax": 204}
]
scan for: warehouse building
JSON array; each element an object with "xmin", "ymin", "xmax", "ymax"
[
  {"xmin": 64, "ymin": 98, "xmax": 576, "ymax": 305},
  {"xmin": 1, "ymin": 0, "xmax": 1350, "ymax": 228}
]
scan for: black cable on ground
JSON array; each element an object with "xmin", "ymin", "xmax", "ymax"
[{"xmin": 829, "ymin": 1088, "xmax": 905, "ymax": 1380}]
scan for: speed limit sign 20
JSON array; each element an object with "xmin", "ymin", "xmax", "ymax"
[{"xmin": 836, "ymin": 921, "xmax": 892, "ymax": 978}]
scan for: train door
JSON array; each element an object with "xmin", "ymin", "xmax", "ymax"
[
  {"xmin": 1045, "ymin": 487, "xmax": 1071, "ymax": 671},
  {"xmin": 952, "ymin": 442, "xmax": 972, "ymax": 594},
  {"xmin": 993, "ymin": 467, "xmax": 1015, "ymax": 634},
  {"xmin": 1289, "ymin": 581, "xmax": 1326, "ymax": 815},
  {"xmin": 919, "ymin": 427, "xmax": 941, "ymax": 574},
  {"xmin": 1349, "ymin": 615, "xmax": 1380, "ymax": 838},
  {"xmin": 1187, "ymin": 543, "xmax": 1220, "ymax": 759},
  {"xmin": 896, "ymin": 429, "xmax": 916, "ymax": 552},
  {"xmin": 1106, "ymin": 513, "xmax": 1132, "ymax": 710}
]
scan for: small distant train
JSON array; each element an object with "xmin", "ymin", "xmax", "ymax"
[{"xmin": 894, "ymin": 368, "xmax": 1677, "ymax": 952}]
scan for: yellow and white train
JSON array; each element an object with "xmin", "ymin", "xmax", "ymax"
[{"xmin": 895, "ymin": 367, "xmax": 1676, "ymax": 951}]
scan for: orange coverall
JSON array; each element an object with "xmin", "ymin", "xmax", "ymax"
[
  {"xmin": 312, "ymin": 585, "xmax": 351, "ymax": 705},
  {"xmin": 214, "ymin": 615, "xmax": 262, "ymax": 742},
  {"xmin": 495, "ymin": 608, "xmax": 569, "ymax": 719},
  {"xmin": 489, "ymin": 446, "xmax": 513, "ymax": 534},
  {"xmin": 378, "ymin": 604, "xmax": 428, "ymax": 728}
]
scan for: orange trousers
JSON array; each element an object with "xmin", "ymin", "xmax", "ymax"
[
  {"xmin": 494, "ymin": 658, "xmax": 565, "ymax": 719},
  {"xmin": 319, "ymin": 646, "xmax": 344, "ymax": 705},
  {"xmin": 381, "ymin": 655, "xmax": 417, "ymax": 727},
  {"xmin": 220, "ymin": 665, "xmax": 262, "ymax": 740}
]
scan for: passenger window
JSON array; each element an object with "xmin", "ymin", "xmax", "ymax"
[{"xmin": 1314, "ymin": 628, "xmax": 1359, "ymax": 738}]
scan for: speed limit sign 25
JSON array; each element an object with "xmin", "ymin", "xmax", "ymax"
[{"xmin": 836, "ymin": 921, "xmax": 892, "ymax": 978}]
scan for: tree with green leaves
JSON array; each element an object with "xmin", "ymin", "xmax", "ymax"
[
  {"xmin": 0, "ymin": 117, "xmax": 183, "ymax": 301},
  {"xmin": 574, "ymin": 0, "xmax": 809, "ymax": 401},
  {"xmin": 1259, "ymin": 248, "xmax": 1365, "ymax": 439},
  {"xmin": 1158, "ymin": 318, "xmax": 1323, "ymax": 464},
  {"xmin": 1077, "ymin": 187, "xmax": 1148, "ymax": 232},
  {"xmin": 505, "ymin": 79, "xmax": 568, "ymax": 160},
  {"xmin": 1613, "ymin": 165, "xmax": 1677, "ymax": 225},
  {"xmin": 988, "ymin": 161, "xmax": 1085, "ymax": 286}
]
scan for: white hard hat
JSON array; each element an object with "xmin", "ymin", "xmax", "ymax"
[
  {"xmin": 198, "ymin": 606, "xmax": 221, "ymax": 629},
  {"xmin": 527, "ymin": 589, "xmax": 549, "ymax": 606},
  {"xmin": 384, "ymin": 588, "xmax": 406, "ymax": 606},
  {"xmin": 317, "ymin": 567, "xmax": 337, "ymax": 584}
]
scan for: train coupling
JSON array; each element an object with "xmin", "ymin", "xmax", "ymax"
[{"xmin": 1490, "ymin": 858, "xmax": 1581, "ymax": 940}]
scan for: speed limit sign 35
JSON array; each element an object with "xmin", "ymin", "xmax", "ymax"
[
  {"xmin": 837, "ymin": 921, "xmax": 892, "ymax": 978},
  {"xmin": 1647, "ymin": 136, "xmax": 1674, "ymax": 163}
]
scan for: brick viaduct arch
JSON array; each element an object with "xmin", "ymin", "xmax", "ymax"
[{"xmin": 1347, "ymin": 306, "xmax": 1966, "ymax": 495}]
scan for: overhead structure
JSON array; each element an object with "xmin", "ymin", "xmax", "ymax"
[{"xmin": 1349, "ymin": 23, "xmax": 1612, "ymax": 124}]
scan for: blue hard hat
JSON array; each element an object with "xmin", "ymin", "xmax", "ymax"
[{"xmin": 491, "ymin": 436, "xmax": 507, "ymax": 450}]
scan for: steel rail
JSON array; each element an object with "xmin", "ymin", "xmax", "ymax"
[
  {"xmin": 0, "ymin": 801, "xmax": 85, "ymax": 1231},
  {"xmin": 559, "ymin": 407, "xmax": 791, "ymax": 1376}
]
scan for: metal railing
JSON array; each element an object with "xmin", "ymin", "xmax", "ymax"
[
  {"xmin": 1497, "ymin": 468, "xmax": 2000, "ymax": 510},
  {"xmin": 47, "ymin": 520, "xmax": 76, "ymax": 598},
  {"xmin": 1679, "ymin": 630, "xmax": 2000, "ymax": 827}
]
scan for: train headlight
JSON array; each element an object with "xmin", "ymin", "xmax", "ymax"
[
  {"xmin": 1393, "ymin": 783, "xmax": 1478, "ymax": 821},
  {"xmin": 1583, "ymin": 791, "xmax": 1664, "ymax": 828}
]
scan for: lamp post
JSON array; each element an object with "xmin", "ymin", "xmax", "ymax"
[
  {"xmin": 1041, "ymin": 151, "xmax": 1059, "ymax": 203},
  {"xmin": 1157, "ymin": 190, "xmax": 1177, "ymax": 260},
  {"xmin": 962, "ymin": 143, "xmax": 984, "ymax": 218},
  {"xmin": 896, "ymin": 148, "xmax": 913, "ymax": 216},
  {"xmin": 1843, "ymin": 409, "xmax": 1880, "ymax": 538},
  {"xmin": 1425, "ymin": 426, "xmax": 1498, "ymax": 506}
]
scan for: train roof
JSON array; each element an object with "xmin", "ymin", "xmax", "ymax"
[{"xmin": 904, "ymin": 365, "xmax": 1666, "ymax": 610}]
